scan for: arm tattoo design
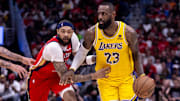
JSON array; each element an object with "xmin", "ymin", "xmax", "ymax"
[
  {"xmin": 53, "ymin": 62, "xmax": 68, "ymax": 77},
  {"xmin": 53, "ymin": 62, "xmax": 93, "ymax": 83},
  {"xmin": 0, "ymin": 59, "xmax": 14, "ymax": 69},
  {"xmin": 73, "ymin": 74, "xmax": 92, "ymax": 83},
  {"xmin": 0, "ymin": 47, "xmax": 23, "ymax": 62}
]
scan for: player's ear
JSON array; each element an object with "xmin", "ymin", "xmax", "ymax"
[{"xmin": 112, "ymin": 11, "xmax": 116, "ymax": 18}]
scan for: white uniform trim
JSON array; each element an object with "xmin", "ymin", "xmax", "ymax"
[
  {"xmin": 93, "ymin": 24, "xmax": 98, "ymax": 47},
  {"xmin": 123, "ymin": 23, "xmax": 128, "ymax": 45},
  {"xmin": 59, "ymin": 85, "xmax": 74, "ymax": 98}
]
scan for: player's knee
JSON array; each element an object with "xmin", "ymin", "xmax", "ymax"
[{"xmin": 63, "ymin": 90, "xmax": 77, "ymax": 101}]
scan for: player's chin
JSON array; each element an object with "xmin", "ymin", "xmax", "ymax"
[
  {"xmin": 98, "ymin": 24, "xmax": 104, "ymax": 29},
  {"xmin": 63, "ymin": 40, "xmax": 69, "ymax": 43}
]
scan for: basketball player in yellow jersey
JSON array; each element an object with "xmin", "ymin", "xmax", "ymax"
[{"xmin": 61, "ymin": 2, "xmax": 146, "ymax": 101}]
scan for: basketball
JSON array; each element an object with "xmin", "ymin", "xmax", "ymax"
[{"xmin": 133, "ymin": 75, "xmax": 156, "ymax": 98}]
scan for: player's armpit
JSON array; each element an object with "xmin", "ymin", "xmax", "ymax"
[{"xmin": 125, "ymin": 25, "xmax": 144, "ymax": 76}]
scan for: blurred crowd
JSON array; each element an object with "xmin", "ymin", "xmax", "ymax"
[
  {"xmin": 0, "ymin": 0, "xmax": 180, "ymax": 101},
  {"xmin": 137, "ymin": 0, "xmax": 180, "ymax": 100}
]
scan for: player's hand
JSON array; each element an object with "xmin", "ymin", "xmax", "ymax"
[
  {"xmin": 22, "ymin": 57, "xmax": 35, "ymax": 66},
  {"xmin": 11, "ymin": 65, "xmax": 28, "ymax": 79},
  {"xmin": 92, "ymin": 67, "xmax": 111, "ymax": 80},
  {"xmin": 59, "ymin": 70, "xmax": 74, "ymax": 85}
]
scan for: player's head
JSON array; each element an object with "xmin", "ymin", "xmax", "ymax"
[
  {"xmin": 98, "ymin": 2, "xmax": 116, "ymax": 29},
  {"xmin": 56, "ymin": 20, "xmax": 74, "ymax": 45}
]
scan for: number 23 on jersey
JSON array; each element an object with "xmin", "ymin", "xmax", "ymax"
[{"xmin": 104, "ymin": 52, "xmax": 120, "ymax": 64}]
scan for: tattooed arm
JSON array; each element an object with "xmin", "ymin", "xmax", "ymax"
[
  {"xmin": 53, "ymin": 62, "xmax": 110, "ymax": 84},
  {"xmin": 73, "ymin": 67, "xmax": 110, "ymax": 83},
  {"xmin": 0, "ymin": 47, "xmax": 35, "ymax": 65},
  {"xmin": 53, "ymin": 62, "xmax": 68, "ymax": 80},
  {"xmin": 0, "ymin": 59, "xmax": 28, "ymax": 78},
  {"xmin": 125, "ymin": 25, "xmax": 144, "ymax": 76}
]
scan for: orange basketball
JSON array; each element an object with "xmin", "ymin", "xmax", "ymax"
[{"xmin": 133, "ymin": 75, "xmax": 156, "ymax": 98}]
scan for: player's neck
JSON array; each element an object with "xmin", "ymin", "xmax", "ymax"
[{"xmin": 103, "ymin": 21, "xmax": 118, "ymax": 37}]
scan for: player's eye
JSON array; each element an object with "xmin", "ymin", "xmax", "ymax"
[{"xmin": 61, "ymin": 30, "xmax": 66, "ymax": 33}]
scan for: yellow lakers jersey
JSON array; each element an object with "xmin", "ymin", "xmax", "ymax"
[{"xmin": 93, "ymin": 21, "xmax": 134, "ymax": 82}]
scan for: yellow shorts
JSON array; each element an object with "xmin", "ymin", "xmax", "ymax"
[{"xmin": 97, "ymin": 75, "xmax": 137, "ymax": 101}]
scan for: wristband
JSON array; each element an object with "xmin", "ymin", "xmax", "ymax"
[
  {"xmin": 86, "ymin": 55, "xmax": 95, "ymax": 65},
  {"xmin": 69, "ymin": 68, "xmax": 75, "ymax": 72}
]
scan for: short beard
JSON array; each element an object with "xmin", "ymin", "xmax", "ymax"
[
  {"xmin": 98, "ymin": 19, "xmax": 112, "ymax": 29},
  {"xmin": 57, "ymin": 36, "xmax": 71, "ymax": 46}
]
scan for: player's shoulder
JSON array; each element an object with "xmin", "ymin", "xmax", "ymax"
[
  {"xmin": 45, "ymin": 42, "xmax": 61, "ymax": 50},
  {"xmin": 124, "ymin": 23, "xmax": 136, "ymax": 34},
  {"xmin": 123, "ymin": 23, "xmax": 138, "ymax": 44},
  {"xmin": 87, "ymin": 25, "xmax": 96, "ymax": 34}
]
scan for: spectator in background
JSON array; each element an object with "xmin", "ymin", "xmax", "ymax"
[
  {"xmin": 0, "ymin": 74, "xmax": 12, "ymax": 101},
  {"xmin": 73, "ymin": 84, "xmax": 83, "ymax": 101},
  {"xmin": 0, "ymin": 74, "xmax": 7, "ymax": 97},
  {"xmin": 0, "ymin": 73, "xmax": 21, "ymax": 101},
  {"xmin": 154, "ymin": 58, "xmax": 163, "ymax": 75},
  {"xmin": 83, "ymin": 80, "xmax": 100, "ymax": 101},
  {"xmin": 144, "ymin": 57, "xmax": 157, "ymax": 78},
  {"xmin": 7, "ymin": 73, "xmax": 21, "ymax": 101}
]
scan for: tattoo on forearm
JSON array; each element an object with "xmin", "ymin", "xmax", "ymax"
[
  {"xmin": 0, "ymin": 47, "xmax": 23, "ymax": 62},
  {"xmin": 0, "ymin": 59, "xmax": 13, "ymax": 69},
  {"xmin": 73, "ymin": 74, "xmax": 92, "ymax": 83},
  {"xmin": 53, "ymin": 62, "xmax": 68, "ymax": 76}
]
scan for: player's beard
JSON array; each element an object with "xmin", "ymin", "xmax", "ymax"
[
  {"xmin": 57, "ymin": 36, "xmax": 71, "ymax": 46},
  {"xmin": 98, "ymin": 18, "xmax": 112, "ymax": 29}
]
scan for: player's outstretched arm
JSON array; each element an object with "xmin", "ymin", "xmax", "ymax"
[
  {"xmin": 0, "ymin": 59, "xmax": 28, "ymax": 78},
  {"xmin": 0, "ymin": 47, "xmax": 35, "ymax": 66},
  {"xmin": 53, "ymin": 62, "xmax": 110, "ymax": 84},
  {"xmin": 125, "ymin": 25, "xmax": 144, "ymax": 77},
  {"xmin": 73, "ymin": 66, "xmax": 110, "ymax": 83}
]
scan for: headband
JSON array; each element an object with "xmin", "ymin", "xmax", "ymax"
[{"xmin": 56, "ymin": 22, "xmax": 75, "ymax": 30}]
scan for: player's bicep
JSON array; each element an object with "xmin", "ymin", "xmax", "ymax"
[
  {"xmin": 42, "ymin": 42, "xmax": 64, "ymax": 62},
  {"xmin": 125, "ymin": 25, "xmax": 139, "ymax": 53},
  {"xmin": 83, "ymin": 27, "xmax": 95, "ymax": 49}
]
